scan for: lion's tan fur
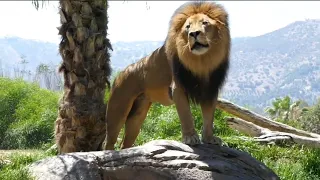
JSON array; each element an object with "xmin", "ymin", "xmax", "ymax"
[{"xmin": 103, "ymin": 1, "xmax": 231, "ymax": 150}]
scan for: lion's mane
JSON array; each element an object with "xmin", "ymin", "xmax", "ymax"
[{"xmin": 165, "ymin": 1, "xmax": 231, "ymax": 104}]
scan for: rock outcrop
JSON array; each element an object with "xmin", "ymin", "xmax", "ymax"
[{"xmin": 29, "ymin": 140, "xmax": 279, "ymax": 180}]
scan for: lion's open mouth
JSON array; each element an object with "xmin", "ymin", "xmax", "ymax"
[{"xmin": 191, "ymin": 42, "xmax": 209, "ymax": 51}]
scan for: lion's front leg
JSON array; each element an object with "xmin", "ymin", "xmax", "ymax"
[
  {"xmin": 172, "ymin": 84, "xmax": 200, "ymax": 146},
  {"xmin": 200, "ymin": 97, "xmax": 222, "ymax": 146}
]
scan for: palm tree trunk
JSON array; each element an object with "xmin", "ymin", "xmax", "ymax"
[{"xmin": 55, "ymin": 0, "xmax": 112, "ymax": 153}]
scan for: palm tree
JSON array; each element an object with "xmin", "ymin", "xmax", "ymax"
[
  {"xmin": 279, "ymin": 96, "xmax": 291, "ymax": 121},
  {"xmin": 265, "ymin": 96, "xmax": 307, "ymax": 121},
  {"xmin": 33, "ymin": 0, "xmax": 112, "ymax": 153},
  {"xmin": 34, "ymin": 63, "xmax": 52, "ymax": 89},
  {"xmin": 265, "ymin": 98, "xmax": 282, "ymax": 119}
]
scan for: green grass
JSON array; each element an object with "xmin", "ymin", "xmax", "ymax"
[
  {"xmin": 1, "ymin": 77, "xmax": 320, "ymax": 180},
  {"xmin": 116, "ymin": 102, "xmax": 320, "ymax": 180},
  {"xmin": 224, "ymin": 137, "xmax": 320, "ymax": 180},
  {"xmin": 0, "ymin": 149, "xmax": 55, "ymax": 180}
]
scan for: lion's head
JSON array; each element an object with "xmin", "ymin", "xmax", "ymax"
[
  {"xmin": 165, "ymin": 1, "xmax": 230, "ymax": 77},
  {"xmin": 183, "ymin": 13, "xmax": 217, "ymax": 56}
]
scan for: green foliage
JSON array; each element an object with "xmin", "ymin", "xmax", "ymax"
[
  {"xmin": 2, "ymin": 77, "xmax": 320, "ymax": 180},
  {"xmin": 131, "ymin": 103, "xmax": 238, "ymax": 147},
  {"xmin": 302, "ymin": 148, "xmax": 320, "ymax": 177},
  {"xmin": 265, "ymin": 96, "xmax": 292, "ymax": 120},
  {"xmin": 0, "ymin": 150, "xmax": 54, "ymax": 180},
  {"xmin": 265, "ymin": 96, "xmax": 309, "ymax": 129},
  {"xmin": 300, "ymin": 99, "xmax": 320, "ymax": 134},
  {"xmin": 224, "ymin": 137, "xmax": 320, "ymax": 180},
  {"xmin": 0, "ymin": 77, "xmax": 59, "ymax": 149},
  {"xmin": 0, "ymin": 78, "xmax": 37, "ymax": 146}
]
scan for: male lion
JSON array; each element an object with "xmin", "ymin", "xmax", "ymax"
[{"xmin": 103, "ymin": 1, "xmax": 230, "ymax": 150}]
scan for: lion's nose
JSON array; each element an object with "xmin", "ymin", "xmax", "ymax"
[{"xmin": 189, "ymin": 31, "xmax": 201, "ymax": 38}]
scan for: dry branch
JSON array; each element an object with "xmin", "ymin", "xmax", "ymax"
[
  {"xmin": 217, "ymin": 98, "xmax": 320, "ymax": 139},
  {"xmin": 226, "ymin": 117, "xmax": 320, "ymax": 148}
]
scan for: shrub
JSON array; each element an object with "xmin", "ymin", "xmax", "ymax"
[
  {"xmin": 0, "ymin": 77, "xmax": 59, "ymax": 149},
  {"xmin": 0, "ymin": 78, "xmax": 37, "ymax": 147},
  {"xmin": 302, "ymin": 148, "xmax": 320, "ymax": 177},
  {"xmin": 300, "ymin": 99, "xmax": 320, "ymax": 134}
]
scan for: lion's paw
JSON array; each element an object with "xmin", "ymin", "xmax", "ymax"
[
  {"xmin": 202, "ymin": 135, "xmax": 222, "ymax": 146},
  {"xmin": 182, "ymin": 133, "xmax": 201, "ymax": 146}
]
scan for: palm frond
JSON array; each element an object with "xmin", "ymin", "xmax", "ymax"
[
  {"xmin": 32, "ymin": 0, "xmax": 49, "ymax": 11},
  {"xmin": 265, "ymin": 107, "xmax": 276, "ymax": 117}
]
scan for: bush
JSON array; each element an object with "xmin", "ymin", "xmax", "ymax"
[
  {"xmin": 302, "ymin": 147, "xmax": 320, "ymax": 177},
  {"xmin": 0, "ymin": 78, "xmax": 37, "ymax": 147},
  {"xmin": 300, "ymin": 99, "xmax": 320, "ymax": 134},
  {"xmin": 0, "ymin": 77, "xmax": 59, "ymax": 149}
]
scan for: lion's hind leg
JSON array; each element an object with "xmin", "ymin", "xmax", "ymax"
[
  {"xmin": 104, "ymin": 89, "xmax": 137, "ymax": 150},
  {"xmin": 121, "ymin": 94, "xmax": 151, "ymax": 149}
]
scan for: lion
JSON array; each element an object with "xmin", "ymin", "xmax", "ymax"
[{"xmin": 103, "ymin": 1, "xmax": 230, "ymax": 150}]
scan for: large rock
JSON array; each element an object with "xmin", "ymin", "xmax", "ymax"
[{"xmin": 29, "ymin": 140, "xmax": 279, "ymax": 180}]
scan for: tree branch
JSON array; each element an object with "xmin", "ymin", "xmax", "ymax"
[
  {"xmin": 217, "ymin": 98, "xmax": 320, "ymax": 139},
  {"xmin": 226, "ymin": 117, "xmax": 320, "ymax": 148}
]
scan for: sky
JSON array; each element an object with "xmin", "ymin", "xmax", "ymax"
[{"xmin": 0, "ymin": 1, "xmax": 320, "ymax": 44}]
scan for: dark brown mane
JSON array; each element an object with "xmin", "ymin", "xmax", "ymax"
[{"xmin": 171, "ymin": 54, "xmax": 229, "ymax": 104}]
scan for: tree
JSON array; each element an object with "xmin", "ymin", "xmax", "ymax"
[
  {"xmin": 33, "ymin": 0, "xmax": 112, "ymax": 153},
  {"xmin": 300, "ymin": 99, "xmax": 320, "ymax": 134},
  {"xmin": 265, "ymin": 96, "xmax": 307, "ymax": 122},
  {"xmin": 34, "ymin": 63, "xmax": 51, "ymax": 89},
  {"xmin": 265, "ymin": 97, "xmax": 282, "ymax": 119}
]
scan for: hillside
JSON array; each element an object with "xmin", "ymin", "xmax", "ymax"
[
  {"xmin": 0, "ymin": 37, "xmax": 60, "ymax": 72},
  {"xmin": 0, "ymin": 19, "xmax": 319, "ymax": 112},
  {"xmin": 225, "ymin": 19, "xmax": 320, "ymax": 111}
]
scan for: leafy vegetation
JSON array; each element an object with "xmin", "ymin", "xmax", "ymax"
[
  {"xmin": 300, "ymin": 99, "xmax": 320, "ymax": 134},
  {"xmin": 265, "ymin": 96, "xmax": 311, "ymax": 129},
  {"xmin": 1, "ymin": 78, "xmax": 320, "ymax": 180},
  {"xmin": 0, "ymin": 77, "xmax": 60, "ymax": 149},
  {"xmin": 0, "ymin": 150, "xmax": 56, "ymax": 180}
]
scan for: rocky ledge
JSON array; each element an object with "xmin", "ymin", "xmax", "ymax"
[{"xmin": 29, "ymin": 140, "xmax": 279, "ymax": 180}]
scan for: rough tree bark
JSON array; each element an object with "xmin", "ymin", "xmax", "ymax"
[
  {"xmin": 55, "ymin": 0, "xmax": 112, "ymax": 153},
  {"xmin": 217, "ymin": 99, "xmax": 320, "ymax": 139}
]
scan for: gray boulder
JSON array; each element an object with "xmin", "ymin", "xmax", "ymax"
[{"xmin": 29, "ymin": 140, "xmax": 279, "ymax": 180}]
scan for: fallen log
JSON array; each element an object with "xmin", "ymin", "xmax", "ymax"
[
  {"xmin": 217, "ymin": 98, "xmax": 320, "ymax": 139},
  {"xmin": 226, "ymin": 117, "xmax": 320, "ymax": 148}
]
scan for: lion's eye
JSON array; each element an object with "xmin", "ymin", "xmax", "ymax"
[
  {"xmin": 202, "ymin": 21, "xmax": 209, "ymax": 25},
  {"xmin": 186, "ymin": 24, "xmax": 190, "ymax": 29}
]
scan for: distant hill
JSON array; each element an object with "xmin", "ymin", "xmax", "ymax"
[
  {"xmin": 0, "ymin": 37, "xmax": 60, "ymax": 72},
  {"xmin": 1, "ymin": 19, "xmax": 320, "ymax": 113},
  {"xmin": 224, "ymin": 19, "xmax": 320, "ymax": 111}
]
